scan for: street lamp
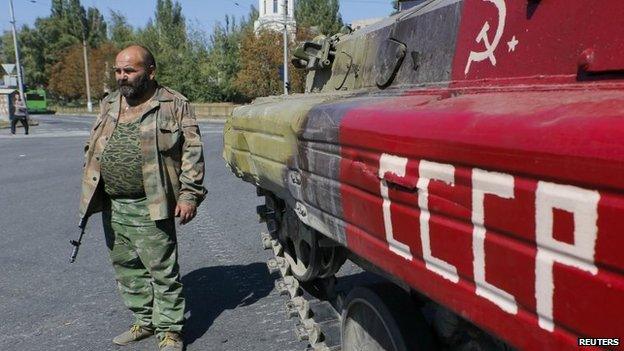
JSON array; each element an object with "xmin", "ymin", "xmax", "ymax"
[
  {"xmin": 81, "ymin": 31, "xmax": 93, "ymax": 112},
  {"xmin": 282, "ymin": 1, "xmax": 289, "ymax": 95},
  {"xmin": 64, "ymin": 2, "xmax": 93, "ymax": 112},
  {"xmin": 8, "ymin": 0, "xmax": 26, "ymax": 101},
  {"xmin": 71, "ymin": 10, "xmax": 93, "ymax": 112}
]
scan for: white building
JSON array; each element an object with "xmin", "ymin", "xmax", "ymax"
[{"xmin": 254, "ymin": 0, "xmax": 296, "ymax": 33}]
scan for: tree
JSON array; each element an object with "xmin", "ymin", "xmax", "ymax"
[
  {"xmin": 234, "ymin": 28, "xmax": 305, "ymax": 99},
  {"xmin": 235, "ymin": 29, "xmax": 282, "ymax": 98},
  {"xmin": 53, "ymin": 0, "xmax": 106, "ymax": 45},
  {"xmin": 200, "ymin": 7, "xmax": 257, "ymax": 102},
  {"xmin": 136, "ymin": 0, "xmax": 194, "ymax": 97},
  {"xmin": 48, "ymin": 42, "xmax": 116, "ymax": 102},
  {"xmin": 295, "ymin": 0, "xmax": 343, "ymax": 36},
  {"xmin": 4, "ymin": 0, "xmax": 313, "ymax": 103},
  {"xmin": 85, "ymin": 7, "xmax": 107, "ymax": 46},
  {"xmin": 18, "ymin": 26, "xmax": 48, "ymax": 86},
  {"xmin": 48, "ymin": 44, "xmax": 87, "ymax": 101},
  {"xmin": 109, "ymin": 11, "xmax": 135, "ymax": 49},
  {"xmin": 2, "ymin": 0, "xmax": 109, "ymax": 89},
  {"xmin": 0, "ymin": 31, "xmax": 14, "ymax": 64}
]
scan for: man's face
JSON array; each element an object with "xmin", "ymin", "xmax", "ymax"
[{"xmin": 114, "ymin": 52, "xmax": 153, "ymax": 99}]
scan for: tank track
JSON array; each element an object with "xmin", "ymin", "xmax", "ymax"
[{"xmin": 261, "ymin": 231, "xmax": 343, "ymax": 351}]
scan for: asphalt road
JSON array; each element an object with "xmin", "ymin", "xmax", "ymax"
[{"xmin": 0, "ymin": 115, "xmax": 306, "ymax": 350}]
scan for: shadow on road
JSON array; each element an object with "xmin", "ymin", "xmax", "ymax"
[{"xmin": 182, "ymin": 262, "xmax": 275, "ymax": 345}]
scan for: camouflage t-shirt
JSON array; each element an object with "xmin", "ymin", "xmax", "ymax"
[{"xmin": 100, "ymin": 119, "xmax": 145, "ymax": 197}]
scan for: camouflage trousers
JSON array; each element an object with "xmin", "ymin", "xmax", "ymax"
[{"xmin": 103, "ymin": 197, "xmax": 184, "ymax": 338}]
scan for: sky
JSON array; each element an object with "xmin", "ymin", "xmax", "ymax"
[{"xmin": 1, "ymin": 0, "xmax": 393, "ymax": 36}]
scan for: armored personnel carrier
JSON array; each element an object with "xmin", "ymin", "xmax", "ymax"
[{"xmin": 223, "ymin": 0, "xmax": 624, "ymax": 350}]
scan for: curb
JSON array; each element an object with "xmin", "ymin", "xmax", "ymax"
[
  {"xmin": 0, "ymin": 119, "xmax": 40, "ymax": 129},
  {"xmin": 197, "ymin": 118, "xmax": 227, "ymax": 124}
]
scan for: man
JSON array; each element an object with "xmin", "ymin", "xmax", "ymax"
[
  {"xmin": 79, "ymin": 45, "xmax": 206, "ymax": 351},
  {"xmin": 10, "ymin": 94, "xmax": 29, "ymax": 135}
]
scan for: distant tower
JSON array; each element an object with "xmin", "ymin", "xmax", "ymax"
[{"xmin": 255, "ymin": 0, "xmax": 296, "ymax": 33}]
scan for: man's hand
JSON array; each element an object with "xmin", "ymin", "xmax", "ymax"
[{"xmin": 175, "ymin": 202, "xmax": 197, "ymax": 225}]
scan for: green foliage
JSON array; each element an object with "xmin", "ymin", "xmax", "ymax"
[
  {"xmin": 133, "ymin": 0, "xmax": 202, "ymax": 100},
  {"xmin": 295, "ymin": 0, "xmax": 343, "ymax": 35},
  {"xmin": 86, "ymin": 7, "xmax": 107, "ymax": 46},
  {"xmin": 200, "ymin": 7, "xmax": 258, "ymax": 102},
  {"xmin": 18, "ymin": 25, "xmax": 48, "ymax": 85},
  {"xmin": 109, "ymin": 11, "xmax": 135, "ymax": 49},
  {"xmin": 235, "ymin": 29, "xmax": 284, "ymax": 98},
  {"xmin": 0, "ymin": 0, "xmax": 108, "ymax": 90},
  {"xmin": 0, "ymin": 0, "xmax": 342, "ymax": 103},
  {"xmin": 1, "ymin": 31, "xmax": 14, "ymax": 64},
  {"xmin": 132, "ymin": 1, "xmax": 260, "ymax": 102},
  {"xmin": 48, "ymin": 42, "xmax": 116, "ymax": 102},
  {"xmin": 234, "ymin": 25, "xmax": 306, "ymax": 100}
]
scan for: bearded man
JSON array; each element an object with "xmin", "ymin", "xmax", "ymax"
[{"xmin": 79, "ymin": 45, "xmax": 206, "ymax": 351}]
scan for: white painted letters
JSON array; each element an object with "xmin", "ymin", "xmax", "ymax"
[
  {"xmin": 375, "ymin": 154, "xmax": 603, "ymax": 333},
  {"xmin": 379, "ymin": 153, "xmax": 413, "ymax": 260},
  {"xmin": 472, "ymin": 168, "xmax": 518, "ymax": 314},
  {"xmin": 418, "ymin": 160, "xmax": 460, "ymax": 283},
  {"xmin": 534, "ymin": 181, "xmax": 600, "ymax": 332}
]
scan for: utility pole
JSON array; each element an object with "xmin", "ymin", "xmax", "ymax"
[
  {"xmin": 8, "ymin": 0, "xmax": 25, "ymax": 101},
  {"xmin": 282, "ymin": 0, "xmax": 289, "ymax": 95},
  {"xmin": 82, "ymin": 32, "xmax": 93, "ymax": 112}
]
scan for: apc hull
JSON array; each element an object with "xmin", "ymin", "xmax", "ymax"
[{"xmin": 223, "ymin": 0, "xmax": 624, "ymax": 349}]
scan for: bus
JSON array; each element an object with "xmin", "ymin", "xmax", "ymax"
[{"xmin": 25, "ymin": 88, "xmax": 48, "ymax": 113}]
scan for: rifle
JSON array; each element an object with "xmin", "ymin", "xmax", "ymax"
[{"xmin": 69, "ymin": 216, "xmax": 89, "ymax": 263}]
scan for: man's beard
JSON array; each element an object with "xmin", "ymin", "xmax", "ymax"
[{"xmin": 118, "ymin": 73, "xmax": 150, "ymax": 99}]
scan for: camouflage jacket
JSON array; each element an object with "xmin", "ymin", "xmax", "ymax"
[{"xmin": 79, "ymin": 86, "xmax": 206, "ymax": 221}]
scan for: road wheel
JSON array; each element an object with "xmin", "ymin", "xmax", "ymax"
[
  {"xmin": 281, "ymin": 207, "xmax": 321, "ymax": 281},
  {"xmin": 318, "ymin": 245, "xmax": 347, "ymax": 279},
  {"xmin": 341, "ymin": 285, "xmax": 436, "ymax": 351},
  {"xmin": 279, "ymin": 204, "xmax": 348, "ymax": 282}
]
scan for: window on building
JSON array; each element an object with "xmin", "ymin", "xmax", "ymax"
[
  {"xmin": 263, "ymin": 0, "xmax": 266, "ymax": 15},
  {"xmin": 273, "ymin": 0, "xmax": 278, "ymax": 13}
]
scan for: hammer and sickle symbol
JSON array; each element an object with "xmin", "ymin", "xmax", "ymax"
[{"xmin": 464, "ymin": 0, "xmax": 507, "ymax": 75}]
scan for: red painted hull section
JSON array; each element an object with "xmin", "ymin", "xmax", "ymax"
[
  {"xmin": 454, "ymin": 0, "xmax": 624, "ymax": 84},
  {"xmin": 338, "ymin": 89, "xmax": 624, "ymax": 350}
]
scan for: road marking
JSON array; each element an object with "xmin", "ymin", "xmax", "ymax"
[{"xmin": 0, "ymin": 131, "xmax": 90, "ymax": 139}]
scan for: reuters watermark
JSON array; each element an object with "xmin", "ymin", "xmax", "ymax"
[{"xmin": 578, "ymin": 338, "xmax": 620, "ymax": 347}]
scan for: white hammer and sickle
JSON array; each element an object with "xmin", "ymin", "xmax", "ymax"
[{"xmin": 464, "ymin": 0, "xmax": 507, "ymax": 75}]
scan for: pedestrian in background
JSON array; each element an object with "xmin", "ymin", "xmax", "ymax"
[
  {"xmin": 79, "ymin": 45, "xmax": 206, "ymax": 351},
  {"xmin": 10, "ymin": 94, "xmax": 28, "ymax": 135}
]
